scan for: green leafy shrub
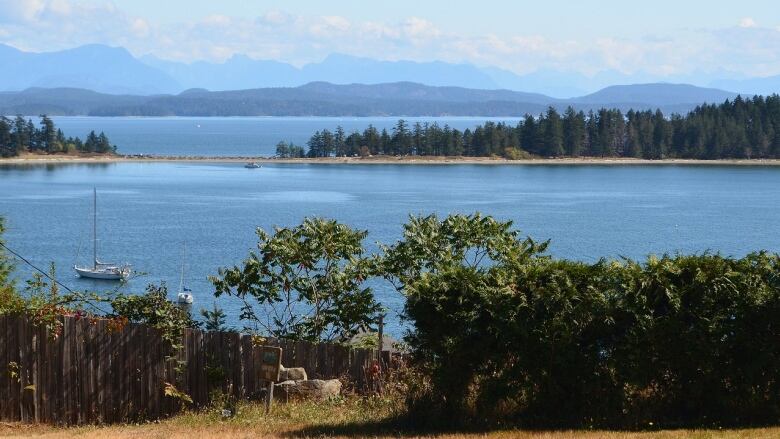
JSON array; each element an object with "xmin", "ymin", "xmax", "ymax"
[
  {"xmin": 386, "ymin": 214, "xmax": 780, "ymax": 429},
  {"xmin": 109, "ymin": 283, "xmax": 196, "ymax": 346},
  {"xmin": 210, "ymin": 217, "xmax": 381, "ymax": 342}
]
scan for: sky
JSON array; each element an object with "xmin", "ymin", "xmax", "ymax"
[{"xmin": 1, "ymin": 0, "xmax": 780, "ymax": 79}]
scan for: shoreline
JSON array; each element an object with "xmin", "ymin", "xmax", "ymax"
[{"xmin": 3, "ymin": 154, "xmax": 780, "ymax": 166}]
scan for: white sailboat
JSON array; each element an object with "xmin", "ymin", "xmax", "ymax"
[
  {"xmin": 74, "ymin": 188, "xmax": 131, "ymax": 281},
  {"xmin": 177, "ymin": 242, "xmax": 194, "ymax": 304}
]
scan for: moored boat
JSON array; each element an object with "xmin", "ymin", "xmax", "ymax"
[
  {"xmin": 74, "ymin": 188, "xmax": 132, "ymax": 281},
  {"xmin": 176, "ymin": 242, "xmax": 194, "ymax": 304}
]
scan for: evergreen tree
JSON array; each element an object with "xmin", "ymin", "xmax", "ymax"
[{"xmin": 542, "ymin": 107, "xmax": 564, "ymax": 157}]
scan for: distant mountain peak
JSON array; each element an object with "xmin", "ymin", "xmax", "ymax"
[
  {"xmin": 0, "ymin": 43, "xmax": 763, "ymax": 98},
  {"xmin": 179, "ymin": 88, "xmax": 210, "ymax": 95}
]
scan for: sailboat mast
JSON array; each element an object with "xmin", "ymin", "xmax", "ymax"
[
  {"xmin": 93, "ymin": 187, "xmax": 97, "ymax": 270},
  {"xmin": 179, "ymin": 242, "xmax": 186, "ymax": 293}
]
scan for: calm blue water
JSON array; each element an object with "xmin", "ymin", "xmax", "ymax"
[
  {"xmin": 50, "ymin": 116, "xmax": 524, "ymax": 157},
  {"xmin": 2, "ymin": 162, "xmax": 780, "ymax": 336}
]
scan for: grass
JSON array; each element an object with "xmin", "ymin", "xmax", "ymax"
[{"xmin": 1, "ymin": 397, "xmax": 779, "ymax": 438}]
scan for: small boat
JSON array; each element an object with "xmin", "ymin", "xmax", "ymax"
[
  {"xmin": 177, "ymin": 242, "xmax": 194, "ymax": 304},
  {"xmin": 74, "ymin": 188, "xmax": 131, "ymax": 281},
  {"xmin": 75, "ymin": 262, "xmax": 131, "ymax": 280},
  {"xmin": 244, "ymin": 162, "xmax": 261, "ymax": 168},
  {"xmin": 177, "ymin": 289, "xmax": 194, "ymax": 304}
]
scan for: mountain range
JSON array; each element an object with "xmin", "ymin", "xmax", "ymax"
[
  {"xmin": 1, "ymin": 43, "xmax": 779, "ymax": 98},
  {"xmin": 0, "ymin": 82, "xmax": 742, "ymax": 117}
]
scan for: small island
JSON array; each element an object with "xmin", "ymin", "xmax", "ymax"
[
  {"xmin": 291, "ymin": 95, "xmax": 780, "ymax": 161},
  {"xmin": 0, "ymin": 115, "xmax": 117, "ymax": 158}
]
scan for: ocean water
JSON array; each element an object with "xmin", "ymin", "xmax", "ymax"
[
  {"xmin": 49, "ymin": 116, "xmax": 524, "ymax": 157},
  {"xmin": 2, "ymin": 161, "xmax": 780, "ymax": 336}
]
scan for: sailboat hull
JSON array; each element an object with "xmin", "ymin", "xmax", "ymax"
[{"xmin": 74, "ymin": 265, "xmax": 129, "ymax": 280}]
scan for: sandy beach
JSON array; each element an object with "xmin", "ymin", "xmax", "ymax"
[{"xmin": 3, "ymin": 153, "xmax": 780, "ymax": 166}]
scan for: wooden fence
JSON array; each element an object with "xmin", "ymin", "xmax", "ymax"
[{"xmin": 0, "ymin": 314, "xmax": 380, "ymax": 425}]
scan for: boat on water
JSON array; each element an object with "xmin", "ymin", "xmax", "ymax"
[
  {"xmin": 244, "ymin": 162, "xmax": 261, "ymax": 168},
  {"xmin": 74, "ymin": 188, "xmax": 132, "ymax": 281},
  {"xmin": 177, "ymin": 288, "xmax": 194, "ymax": 304},
  {"xmin": 177, "ymin": 242, "xmax": 194, "ymax": 304}
]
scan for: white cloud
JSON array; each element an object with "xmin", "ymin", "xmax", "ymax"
[
  {"xmin": 739, "ymin": 17, "xmax": 757, "ymax": 28},
  {"xmin": 0, "ymin": 0, "xmax": 46, "ymax": 23}
]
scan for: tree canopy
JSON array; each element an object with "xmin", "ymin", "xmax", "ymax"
[
  {"xmin": 0, "ymin": 115, "xmax": 116, "ymax": 157},
  {"xmin": 300, "ymin": 95, "xmax": 780, "ymax": 160},
  {"xmin": 210, "ymin": 218, "xmax": 382, "ymax": 342}
]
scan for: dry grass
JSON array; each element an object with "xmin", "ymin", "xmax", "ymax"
[{"xmin": 1, "ymin": 398, "xmax": 779, "ymax": 439}]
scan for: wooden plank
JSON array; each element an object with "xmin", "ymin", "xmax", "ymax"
[
  {"xmin": 61, "ymin": 316, "xmax": 75, "ymax": 425},
  {"xmin": 107, "ymin": 323, "xmax": 119, "ymax": 423},
  {"xmin": 42, "ymin": 321, "xmax": 53, "ymax": 424},
  {"xmin": 219, "ymin": 332, "xmax": 228, "ymax": 394},
  {"xmin": 182, "ymin": 329, "xmax": 192, "ymax": 407},
  {"xmin": 230, "ymin": 332, "xmax": 241, "ymax": 398},
  {"xmin": 149, "ymin": 327, "xmax": 160, "ymax": 420},
  {"xmin": 18, "ymin": 315, "xmax": 32, "ymax": 422},
  {"xmin": 140, "ymin": 324, "xmax": 149, "ymax": 420},
  {"xmin": 95, "ymin": 319, "xmax": 111, "ymax": 423},
  {"xmin": 74, "ymin": 317, "xmax": 86, "ymax": 424},
  {"xmin": 51, "ymin": 317, "xmax": 63, "ymax": 425},
  {"xmin": 251, "ymin": 344, "xmax": 262, "ymax": 397},
  {"xmin": 120, "ymin": 321, "xmax": 132, "ymax": 422},
  {"xmin": 146, "ymin": 327, "xmax": 155, "ymax": 420},
  {"xmin": 11, "ymin": 314, "xmax": 21, "ymax": 422},
  {"xmin": 34, "ymin": 322, "xmax": 44, "ymax": 423},
  {"xmin": 192, "ymin": 329, "xmax": 203, "ymax": 406},
  {"xmin": 89, "ymin": 320, "xmax": 100, "ymax": 423},
  {"xmin": 127, "ymin": 324, "xmax": 140, "ymax": 421},
  {"xmin": 240, "ymin": 335, "xmax": 253, "ymax": 399},
  {"xmin": 2, "ymin": 314, "xmax": 18, "ymax": 422},
  {"xmin": 317, "ymin": 342, "xmax": 327, "ymax": 379},
  {"xmin": 0, "ymin": 315, "xmax": 8, "ymax": 421}
]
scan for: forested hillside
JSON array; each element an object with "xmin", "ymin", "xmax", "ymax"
[
  {"xmin": 0, "ymin": 82, "xmax": 740, "ymax": 117},
  {"xmin": 303, "ymin": 95, "xmax": 780, "ymax": 159}
]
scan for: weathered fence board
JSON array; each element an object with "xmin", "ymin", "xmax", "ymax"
[{"xmin": 0, "ymin": 314, "xmax": 380, "ymax": 425}]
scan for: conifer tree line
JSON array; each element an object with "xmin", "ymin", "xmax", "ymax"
[
  {"xmin": 302, "ymin": 95, "xmax": 780, "ymax": 159},
  {"xmin": 0, "ymin": 115, "xmax": 116, "ymax": 158}
]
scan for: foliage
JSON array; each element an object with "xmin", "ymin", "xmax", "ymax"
[
  {"xmin": 299, "ymin": 95, "xmax": 780, "ymax": 159},
  {"xmin": 0, "ymin": 261, "xmax": 84, "ymax": 337},
  {"xmin": 391, "ymin": 215, "xmax": 780, "ymax": 430},
  {"xmin": 380, "ymin": 213, "xmax": 548, "ymax": 292},
  {"xmin": 164, "ymin": 382, "xmax": 193, "ymax": 405},
  {"xmin": 0, "ymin": 218, "xmax": 13, "ymax": 292},
  {"xmin": 0, "ymin": 115, "xmax": 116, "ymax": 157},
  {"xmin": 200, "ymin": 303, "xmax": 228, "ymax": 332},
  {"xmin": 210, "ymin": 217, "xmax": 381, "ymax": 342},
  {"xmin": 349, "ymin": 332, "xmax": 379, "ymax": 349},
  {"xmin": 275, "ymin": 140, "xmax": 306, "ymax": 158},
  {"xmin": 109, "ymin": 283, "xmax": 196, "ymax": 347}
]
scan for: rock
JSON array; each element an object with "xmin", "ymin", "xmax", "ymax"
[
  {"xmin": 278, "ymin": 366, "xmax": 307, "ymax": 382},
  {"xmin": 275, "ymin": 379, "xmax": 342, "ymax": 401}
]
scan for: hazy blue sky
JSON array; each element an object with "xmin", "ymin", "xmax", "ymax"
[{"xmin": 1, "ymin": 0, "xmax": 779, "ymax": 79}]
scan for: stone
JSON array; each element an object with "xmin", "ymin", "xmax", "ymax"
[
  {"xmin": 278, "ymin": 366, "xmax": 307, "ymax": 382},
  {"xmin": 274, "ymin": 379, "xmax": 342, "ymax": 401}
]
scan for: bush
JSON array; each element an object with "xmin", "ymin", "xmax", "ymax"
[
  {"xmin": 211, "ymin": 217, "xmax": 381, "ymax": 342},
  {"xmin": 387, "ymin": 214, "xmax": 780, "ymax": 429},
  {"xmin": 110, "ymin": 283, "xmax": 196, "ymax": 346}
]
